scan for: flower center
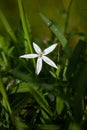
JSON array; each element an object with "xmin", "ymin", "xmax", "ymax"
[{"xmin": 38, "ymin": 52, "xmax": 43, "ymax": 57}]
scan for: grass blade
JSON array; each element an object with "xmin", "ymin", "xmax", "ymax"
[
  {"xmin": 0, "ymin": 76, "xmax": 12, "ymax": 114},
  {"xmin": 18, "ymin": 0, "xmax": 35, "ymax": 67},
  {"xmin": 0, "ymin": 9, "xmax": 17, "ymax": 44},
  {"xmin": 11, "ymin": 82, "xmax": 53, "ymax": 116},
  {"xmin": 40, "ymin": 13, "xmax": 72, "ymax": 58}
]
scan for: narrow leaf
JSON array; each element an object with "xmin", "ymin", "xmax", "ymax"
[
  {"xmin": 10, "ymin": 82, "xmax": 53, "ymax": 116},
  {"xmin": 38, "ymin": 124, "xmax": 60, "ymax": 130},
  {"xmin": 0, "ymin": 77, "xmax": 12, "ymax": 114},
  {"xmin": 18, "ymin": 0, "xmax": 35, "ymax": 67},
  {"xmin": 66, "ymin": 40, "xmax": 85, "ymax": 78},
  {"xmin": 29, "ymin": 85, "xmax": 53, "ymax": 116},
  {"xmin": 40, "ymin": 13, "xmax": 72, "ymax": 58},
  {"xmin": 0, "ymin": 10, "xmax": 17, "ymax": 44},
  {"xmin": 14, "ymin": 116, "xmax": 28, "ymax": 130},
  {"xmin": 56, "ymin": 96, "xmax": 64, "ymax": 115}
]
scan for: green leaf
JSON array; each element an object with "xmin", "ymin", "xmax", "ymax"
[
  {"xmin": 9, "ymin": 69, "xmax": 33, "ymax": 82},
  {"xmin": 56, "ymin": 65, "xmax": 62, "ymax": 78},
  {"xmin": 40, "ymin": 13, "xmax": 72, "ymax": 58},
  {"xmin": 18, "ymin": 0, "xmax": 35, "ymax": 67},
  {"xmin": 66, "ymin": 40, "xmax": 85, "ymax": 78},
  {"xmin": 14, "ymin": 116, "xmax": 28, "ymax": 130},
  {"xmin": 29, "ymin": 85, "xmax": 53, "ymax": 116},
  {"xmin": 50, "ymin": 71, "xmax": 57, "ymax": 78},
  {"xmin": 38, "ymin": 124, "xmax": 60, "ymax": 130},
  {"xmin": 41, "ymin": 109, "xmax": 50, "ymax": 120},
  {"xmin": 69, "ymin": 123, "xmax": 81, "ymax": 130},
  {"xmin": 11, "ymin": 82, "xmax": 53, "ymax": 116},
  {"xmin": 72, "ymin": 63, "xmax": 87, "ymax": 121},
  {"xmin": 0, "ymin": 77, "xmax": 12, "ymax": 114},
  {"xmin": 56, "ymin": 96, "xmax": 64, "ymax": 115},
  {"xmin": 0, "ymin": 10, "xmax": 17, "ymax": 44}
]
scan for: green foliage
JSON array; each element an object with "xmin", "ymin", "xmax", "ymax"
[
  {"xmin": 0, "ymin": 0, "xmax": 87, "ymax": 130},
  {"xmin": 56, "ymin": 96, "xmax": 64, "ymax": 115},
  {"xmin": 40, "ymin": 13, "xmax": 72, "ymax": 58},
  {"xmin": 0, "ymin": 10, "xmax": 17, "ymax": 44}
]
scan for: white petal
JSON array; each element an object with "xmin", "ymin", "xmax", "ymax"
[
  {"xmin": 42, "ymin": 56, "xmax": 57, "ymax": 69},
  {"xmin": 20, "ymin": 54, "xmax": 38, "ymax": 59},
  {"xmin": 36, "ymin": 57, "xmax": 42, "ymax": 75},
  {"xmin": 43, "ymin": 43, "xmax": 57, "ymax": 55},
  {"xmin": 33, "ymin": 42, "xmax": 42, "ymax": 54}
]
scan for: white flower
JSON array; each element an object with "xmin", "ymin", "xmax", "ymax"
[{"xmin": 20, "ymin": 42, "xmax": 58, "ymax": 75}]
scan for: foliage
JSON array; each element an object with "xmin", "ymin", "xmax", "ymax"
[{"xmin": 0, "ymin": 0, "xmax": 87, "ymax": 130}]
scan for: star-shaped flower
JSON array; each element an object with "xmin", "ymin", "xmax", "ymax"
[{"xmin": 20, "ymin": 42, "xmax": 58, "ymax": 75}]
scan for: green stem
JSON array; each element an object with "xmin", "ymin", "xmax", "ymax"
[
  {"xmin": 0, "ymin": 10, "xmax": 17, "ymax": 44},
  {"xmin": 18, "ymin": 0, "xmax": 35, "ymax": 67},
  {"xmin": 0, "ymin": 76, "xmax": 12, "ymax": 114}
]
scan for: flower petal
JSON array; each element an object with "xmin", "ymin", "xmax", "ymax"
[
  {"xmin": 36, "ymin": 57, "xmax": 42, "ymax": 75},
  {"xmin": 20, "ymin": 54, "xmax": 38, "ymax": 59},
  {"xmin": 33, "ymin": 42, "xmax": 42, "ymax": 54},
  {"xmin": 42, "ymin": 56, "xmax": 57, "ymax": 68},
  {"xmin": 43, "ymin": 43, "xmax": 57, "ymax": 55}
]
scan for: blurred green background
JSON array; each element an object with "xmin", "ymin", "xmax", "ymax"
[{"xmin": 0, "ymin": 0, "xmax": 87, "ymax": 43}]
